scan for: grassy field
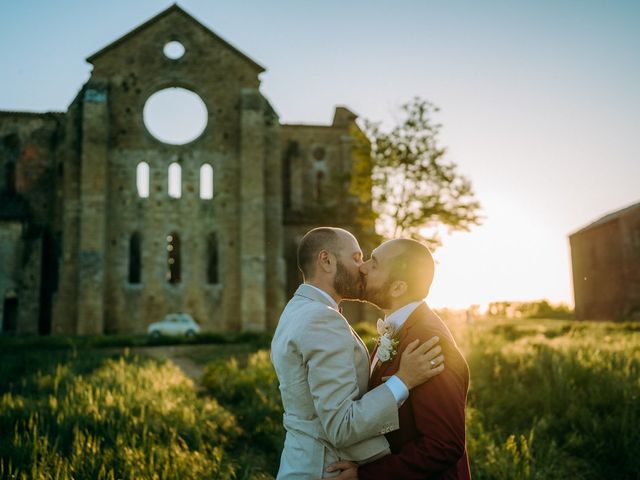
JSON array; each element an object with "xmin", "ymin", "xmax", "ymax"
[{"xmin": 1, "ymin": 317, "xmax": 638, "ymax": 479}]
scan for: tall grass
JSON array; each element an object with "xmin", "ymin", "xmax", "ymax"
[
  {"xmin": 0, "ymin": 351, "xmax": 239, "ymax": 479},
  {"xmin": 463, "ymin": 319, "xmax": 640, "ymax": 479},
  {"xmin": 201, "ymin": 319, "xmax": 640, "ymax": 479},
  {"xmin": 1, "ymin": 319, "xmax": 638, "ymax": 479},
  {"xmin": 202, "ymin": 351, "xmax": 284, "ymax": 477}
]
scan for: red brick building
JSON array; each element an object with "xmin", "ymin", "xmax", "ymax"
[{"xmin": 570, "ymin": 201, "xmax": 640, "ymax": 320}]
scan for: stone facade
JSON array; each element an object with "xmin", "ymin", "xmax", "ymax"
[
  {"xmin": 0, "ymin": 5, "xmax": 376, "ymax": 335},
  {"xmin": 570, "ymin": 202, "xmax": 640, "ymax": 320}
]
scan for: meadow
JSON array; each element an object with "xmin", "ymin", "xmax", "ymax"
[{"xmin": 1, "ymin": 317, "xmax": 638, "ymax": 479}]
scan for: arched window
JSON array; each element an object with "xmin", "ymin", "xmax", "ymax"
[
  {"xmin": 167, "ymin": 232, "xmax": 181, "ymax": 283},
  {"xmin": 285, "ymin": 141, "xmax": 303, "ymax": 211},
  {"xmin": 5, "ymin": 162, "xmax": 16, "ymax": 194},
  {"xmin": 129, "ymin": 232, "xmax": 141, "ymax": 284},
  {"xmin": 2, "ymin": 295, "xmax": 18, "ymax": 333},
  {"xmin": 136, "ymin": 162, "xmax": 149, "ymax": 198},
  {"xmin": 316, "ymin": 170, "xmax": 325, "ymax": 203},
  {"xmin": 168, "ymin": 162, "xmax": 181, "ymax": 198},
  {"xmin": 200, "ymin": 163, "xmax": 213, "ymax": 199},
  {"xmin": 207, "ymin": 232, "xmax": 219, "ymax": 284}
]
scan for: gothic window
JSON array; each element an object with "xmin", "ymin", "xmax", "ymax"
[
  {"xmin": 129, "ymin": 232, "xmax": 142, "ymax": 284},
  {"xmin": 168, "ymin": 162, "xmax": 181, "ymax": 198},
  {"xmin": 167, "ymin": 232, "xmax": 181, "ymax": 283},
  {"xmin": 284, "ymin": 141, "xmax": 302, "ymax": 211},
  {"xmin": 207, "ymin": 232, "xmax": 219, "ymax": 284},
  {"xmin": 2, "ymin": 295, "xmax": 18, "ymax": 333},
  {"xmin": 200, "ymin": 163, "xmax": 213, "ymax": 199},
  {"xmin": 316, "ymin": 170, "xmax": 325, "ymax": 203},
  {"xmin": 5, "ymin": 162, "xmax": 16, "ymax": 194},
  {"xmin": 136, "ymin": 162, "xmax": 149, "ymax": 198}
]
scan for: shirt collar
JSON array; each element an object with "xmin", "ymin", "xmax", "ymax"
[
  {"xmin": 304, "ymin": 283, "xmax": 339, "ymax": 310},
  {"xmin": 386, "ymin": 300, "xmax": 424, "ymax": 331}
]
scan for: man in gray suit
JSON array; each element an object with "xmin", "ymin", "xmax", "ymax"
[{"xmin": 271, "ymin": 227, "xmax": 444, "ymax": 479}]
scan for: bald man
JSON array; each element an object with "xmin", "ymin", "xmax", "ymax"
[{"xmin": 329, "ymin": 239, "xmax": 471, "ymax": 479}]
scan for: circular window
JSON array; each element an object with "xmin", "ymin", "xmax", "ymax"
[
  {"xmin": 143, "ymin": 87, "xmax": 208, "ymax": 145},
  {"xmin": 163, "ymin": 41, "xmax": 185, "ymax": 59}
]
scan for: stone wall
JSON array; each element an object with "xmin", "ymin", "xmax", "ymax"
[
  {"xmin": 0, "ymin": 112, "xmax": 62, "ymax": 334},
  {"xmin": 0, "ymin": 5, "xmax": 377, "ymax": 335},
  {"xmin": 50, "ymin": 7, "xmax": 282, "ymax": 334}
]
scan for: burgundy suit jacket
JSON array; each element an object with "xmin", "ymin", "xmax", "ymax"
[{"xmin": 359, "ymin": 303, "xmax": 471, "ymax": 479}]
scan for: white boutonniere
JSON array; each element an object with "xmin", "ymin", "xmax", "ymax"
[{"xmin": 375, "ymin": 318, "xmax": 399, "ymax": 363}]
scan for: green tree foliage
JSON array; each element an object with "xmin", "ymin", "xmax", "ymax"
[
  {"xmin": 357, "ymin": 97, "xmax": 482, "ymax": 249},
  {"xmin": 348, "ymin": 124, "xmax": 379, "ymax": 248}
]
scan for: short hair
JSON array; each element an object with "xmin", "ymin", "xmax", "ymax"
[
  {"xmin": 388, "ymin": 239, "xmax": 435, "ymax": 299},
  {"xmin": 297, "ymin": 228, "xmax": 340, "ymax": 279}
]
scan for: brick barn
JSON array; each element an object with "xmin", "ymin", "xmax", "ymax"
[{"xmin": 569, "ymin": 201, "xmax": 640, "ymax": 320}]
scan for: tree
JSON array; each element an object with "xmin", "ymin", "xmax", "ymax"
[{"xmin": 354, "ymin": 97, "xmax": 482, "ymax": 250}]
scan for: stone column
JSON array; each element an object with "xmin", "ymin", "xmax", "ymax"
[
  {"xmin": 239, "ymin": 88, "xmax": 267, "ymax": 331},
  {"xmin": 52, "ymin": 100, "xmax": 81, "ymax": 334},
  {"xmin": 263, "ymin": 102, "xmax": 285, "ymax": 329},
  {"xmin": 76, "ymin": 85, "xmax": 109, "ymax": 335}
]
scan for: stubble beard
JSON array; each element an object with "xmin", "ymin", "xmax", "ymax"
[
  {"xmin": 362, "ymin": 277, "xmax": 393, "ymax": 310},
  {"xmin": 334, "ymin": 260, "xmax": 365, "ymax": 301}
]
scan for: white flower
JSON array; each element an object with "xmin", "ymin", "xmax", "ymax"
[
  {"xmin": 377, "ymin": 318, "xmax": 395, "ymax": 336},
  {"xmin": 377, "ymin": 347, "xmax": 392, "ymax": 362},
  {"xmin": 379, "ymin": 335, "xmax": 393, "ymax": 350},
  {"xmin": 375, "ymin": 319, "xmax": 399, "ymax": 363}
]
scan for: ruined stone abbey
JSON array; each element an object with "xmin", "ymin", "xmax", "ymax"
[{"xmin": 0, "ymin": 5, "xmax": 375, "ymax": 335}]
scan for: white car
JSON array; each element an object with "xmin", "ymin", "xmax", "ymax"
[{"xmin": 147, "ymin": 313, "xmax": 200, "ymax": 337}]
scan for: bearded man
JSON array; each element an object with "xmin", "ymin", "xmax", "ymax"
[
  {"xmin": 271, "ymin": 228, "xmax": 445, "ymax": 479},
  {"xmin": 328, "ymin": 238, "xmax": 471, "ymax": 479}
]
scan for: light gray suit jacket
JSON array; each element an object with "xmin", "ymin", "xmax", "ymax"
[{"xmin": 271, "ymin": 284, "xmax": 399, "ymax": 479}]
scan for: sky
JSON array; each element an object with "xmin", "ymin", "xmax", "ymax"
[{"xmin": 1, "ymin": 0, "xmax": 639, "ymax": 309}]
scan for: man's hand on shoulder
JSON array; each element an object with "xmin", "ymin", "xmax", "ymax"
[
  {"xmin": 395, "ymin": 336, "xmax": 445, "ymax": 389},
  {"xmin": 323, "ymin": 460, "xmax": 358, "ymax": 479}
]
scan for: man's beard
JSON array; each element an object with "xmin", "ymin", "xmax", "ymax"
[
  {"xmin": 362, "ymin": 277, "xmax": 393, "ymax": 310},
  {"xmin": 334, "ymin": 260, "xmax": 364, "ymax": 300}
]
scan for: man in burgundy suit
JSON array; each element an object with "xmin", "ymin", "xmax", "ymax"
[{"xmin": 327, "ymin": 238, "xmax": 471, "ymax": 479}]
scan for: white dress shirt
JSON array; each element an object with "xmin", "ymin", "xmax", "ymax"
[
  {"xmin": 386, "ymin": 300, "xmax": 424, "ymax": 331},
  {"xmin": 303, "ymin": 283, "xmax": 411, "ymax": 407},
  {"xmin": 371, "ymin": 301, "xmax": 425, "ymax": 405}
]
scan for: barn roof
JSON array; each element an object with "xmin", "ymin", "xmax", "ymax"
[{"xmin": 570, "ymin": 200, "xmax": 640, "ymax": 237}]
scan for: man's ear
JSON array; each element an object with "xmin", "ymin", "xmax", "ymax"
[
  {"xmin": 389, "ymin": 280, "xmax": 408, "ymax": 298},
  {"xmin": 317, "ymin": 250, "xmax": 334, "ymax": 273}
]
